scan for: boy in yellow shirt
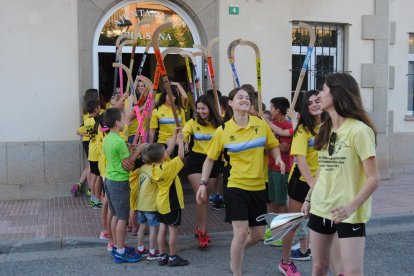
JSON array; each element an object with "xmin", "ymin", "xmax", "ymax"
[{"xmin": 145, "ymin": 129, "xmax": 189, "ymax": 267}]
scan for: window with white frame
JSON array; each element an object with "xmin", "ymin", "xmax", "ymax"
[
  {"xmin": 291, "ymin": 22, "xmax": 344, "ymax": 94},
  {"xmin": 408, "ymin": 33, "xmax": 414, "ymax": 115}
]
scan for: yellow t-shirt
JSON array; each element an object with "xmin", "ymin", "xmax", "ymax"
[
  {"xmin": 310, "ymin": 118, "xmax": 376, "ymax": 224},
  {"xmin": 150, "ymin": 104, "xmax": 186, "ymax": 144},
  {"xmin": 206, "ymin": 115, "xmax": 279, "ymax": 191},
  {"xmin": 85, "ymin": 116, "xmax": 100, "ymax": 161},
  {"xmin": 289, "ymin": 125, "xmax": 319, "ymax": 182},
  {"xmin": 98, "ymin": 132, "xmax": 107, "ymax": 178},
  {"xmin": 182, "ymin": 119, "xmax": 217, "ymax": 155},
  {"xmin": 153, "ymin": 157, "xmax": 184, "ymax": 214},
  {"xmin": 137, "ymin": 164, "xmax": 158, "ymax": 212},
  {"xmin": 80, "ymin": 114, "xmax": 90, "ymax": 142},
  {"xmin": 129, "ymin": 168, "xmax": 140, "ymax": 211}
]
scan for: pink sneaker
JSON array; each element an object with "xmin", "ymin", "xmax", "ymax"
[
  {"xmin": 278, "ymin": 260, "xmax": 301, "ymax": 276},
  {"xmin": 99, "ymin": 231, "xmax": 110, "ymax": 240}
]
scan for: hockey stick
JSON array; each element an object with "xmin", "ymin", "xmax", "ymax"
[
  {"xmin": 206, "ymin": 37, "xmax": 221, "ymax": 116},
  {"xmin": 133, "ymin": 41, "xmax": 153, "ymax": 107},
  {"xmin": 152, "ymin": 23, "xmax": 180, "ymax": 127},
  {"xmin": 117, "ymin": 39, "xmax": 135, "ymax": 96},
  {"xmin": 132, "ymin": 75, "xmax": 153, "ymax": 145},
  {"xmin": 290, "ymin": 22, "xmax": 316, "ymax": 111},
  {"xmin": 227, "ymin": 39, "xmax": 242, "ymax": 88},
  {"xmin": 112, "ymin": 62, "xmax": 137, "ymax": 113},
  {"xmin": 113, "ymin": 33, "xmax": 130, "ymax": 96},
  {"xmin": 180, "ymin": 50, "xmax": 197, "ymax": 114},
  {"xmin": 239, "ymin": 39, "xmax": 262, "ymax": 114},
  {"xmin": 126, "ymin": 20, "xmax": 152, "ymax": 105}
]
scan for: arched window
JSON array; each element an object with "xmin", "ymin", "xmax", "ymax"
[{"xmin": 92, "ymin": 1, "xmax": 202, "ymax": 100}]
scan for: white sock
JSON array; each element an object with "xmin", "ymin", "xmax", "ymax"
[
  {"xmin": 116, "ymin": 248, "xmax": 125, "ymax": 254},
  {"xmin": 149, "ymin": 248, "xmax": 156, "ymax": 254},
  {"xmin": 138, "ymin": 245, "xmax": 145, "ymax": 251}
]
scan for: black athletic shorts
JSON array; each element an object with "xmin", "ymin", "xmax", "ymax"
[
  {"xmin": 89, "ymin": 161, "xmax": 100, "ymax": 176},
  {"xmin": 288, "ymin": 166, "xmax": 310, "ymax": 203},
  {"xmin": 82, "ymin": 141, "xmax": 89, "ymax": 158},
  {"xmin": 307, "ymin": 213, "xmax": 366, "ymax": 238},
  {"xmin": 224, "ymin": 187, "xmax": 267, "ymax": 227},
  {"xmin": 186, "ymin": 151, "xmax": 219, "ymax": 178},
  {"xmin": 158, "ymin": 209, "xmax": 181, "ymax": 226}
]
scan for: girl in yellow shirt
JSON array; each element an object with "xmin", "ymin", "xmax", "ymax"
[
  {"xmin": 303, "ymin": 73, "xmax": 379, "ymax": 276},
  {"xmin": 182, "ymin": 95, "xmax": 222, "ymax": 248}
]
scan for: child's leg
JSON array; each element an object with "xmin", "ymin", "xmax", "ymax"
[
  {"xmin": 168, "ymin": 225, "xmax": 177, "ymax": 256},
  {"xmin": 79, "ymin": 166, "xmax": 88, "ymax": 186},
  {"xmin": 129, "ymin": 210, "xmax": 138, "ymax": 233},
  {"xmin": 94, "ymin": 176, "xmax": 102, "ymax": 201},
  {"xmin": 158, "ymin": 223, "xmax": 167, "ymax": 255},
  {"xmin": 137, "ymin": 214, "xmax": 146, "ymax": 247},
  {"xmin": 111, "ymin": 215, "xmax": 118, "ymax": 248},
  {"xmin": 149, "ymin": 225, "xmax": 158, "ymax": 251},
  {"xmin": 101, "ymin": 193, "xmax": 108, "ymax": 233},
  {"xmin": 115, "ymin": 219, "xmax": 127, "ymax": 250},
  {"xmin": 89, "ymin": 173, "xmax": 97, "ymax": 198}
]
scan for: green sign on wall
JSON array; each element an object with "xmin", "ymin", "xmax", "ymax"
[{"xmin": 229, "ymin": 5, "xmax": 239, "ymax": 15}]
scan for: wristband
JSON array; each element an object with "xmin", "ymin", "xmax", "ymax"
[{"xmin": 200, "ymin": 180, "xmax": 208, "ymax": 187}]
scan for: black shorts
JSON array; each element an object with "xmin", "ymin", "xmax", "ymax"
[
  {"xmin": 307, "ymin": 213, "xmax": 366, "ymax": 238},
  {"xmin": 186, "ymin": 151, "xmax": 220, "ymax": 178},
  {"xmin": 89, "ymin": 161, "xmax": 100, "ymax": 176},
  {"xmin": 158, "ymin": 209, "xmax": 181, "ymax": 226},
  {"xmin": 82, "ymin": 141, "xmax": 89, "ymax": 158},
  {"xmin": 224, "ymin": 187, "xmax": 267, "ymax": 227},
  {"xmin": 288, "ymin": 166, "xmax": 310, "ymax": 203}
]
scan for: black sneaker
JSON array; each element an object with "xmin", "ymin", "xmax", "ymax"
[
  {"xmin": 167, "ymin": 255, "xmax": 189, "ymax": 267},
  {"xmin": 158, "ymin": 253, "xmax": 169, "ymax": 266},
  {"xmin": 212, "ymin": 200, "xmax": 225, "ymax": 211}
]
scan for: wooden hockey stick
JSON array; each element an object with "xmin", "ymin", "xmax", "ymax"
[
  {"xmin": 117, "ymin": 39, "xmax": 135, "ymax": 96},
  {"xmin": 126, "ymin": 20, "xmax": 152, "ymax": 104},
  {"xmin": 152, "ymin": 22, "xmax": 180, "ymax": 127},
  {"xmin": 227, "ymin": 39, "xmax": 242, "ymax": 88},
  {"xmin": 180, "ymin": 50, "xmax": 197, "ymax": 113},
  {"xmin": 290, "ymin": 22, "xmax": 316, "ymax": 111},
  {"xmin": 207, "ymin": 37, "xmax": 221, "ymax": 115},
  {"xmin": 112, "ymin": 62, "xmax": 139, "ymax": 129},
  {"xmin": 239, "ymin": 39, "xmax": 262, "ymax": 114},
  {"xmin": 113, "ymin": 33, "xmax": 130, "ymax": 96}
]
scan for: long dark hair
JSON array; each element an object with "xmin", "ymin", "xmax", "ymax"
[
  {"xmin": 83, "ymin": 88, "xmax": 99, "ymax": 114},
  {"xmin": 314, "ymin": 73, "xmax": 377, "ymax": 150},
  {"xmin": 223, "ymin": 86, "xmax": 251, "ymax": 122},
  {"xmin": 294, "ymin": 90, "xmax": 323, "ymax": 137},
  {"xmin": 155, "ymin": 85, "xmax": 182, "ymax": 111},
  {"xmin": 195, "ymin": 94, "xmax": 222, "ymax": 128}
]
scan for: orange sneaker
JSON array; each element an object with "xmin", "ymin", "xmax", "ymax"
[{"xmin": 198, "ymin": 231, "xmax": 211, "ymax": 248}]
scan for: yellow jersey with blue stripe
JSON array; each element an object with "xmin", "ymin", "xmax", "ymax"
[
  {"xmin": 206, "ymin": 115, "xmax": 279, "ymax": 191},
  {"xmin": 150, "ymin": 104, "xmax": 186, "ymax": 144},
  {"xmin": 289, "ymin": 125, "xmax": 319, "ymax": 182},
  {"xmin": 182, "ymin": 119, "xmax": 217, "ymax": 155}
]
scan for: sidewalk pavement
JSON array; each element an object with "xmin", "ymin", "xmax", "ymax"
[{"xmin": 0, "ymin": 173, "xmax": 413, "ymax": 253}]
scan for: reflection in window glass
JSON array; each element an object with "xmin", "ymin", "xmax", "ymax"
[
  {"xmin": 409, "ymin": 34, "xmax": 414, "ymax": 54},
  {"xmin": 99, "ymin": 2, "xmax": 194, "ymax": 48},
  {"xmin": 408, "ymin": 61, "xmax": 414, "ymax": 113}
]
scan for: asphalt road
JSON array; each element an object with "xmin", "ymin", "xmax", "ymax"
[{"xmin": 0, "ymin": 224, "xmax": 412, "ymax": 276}]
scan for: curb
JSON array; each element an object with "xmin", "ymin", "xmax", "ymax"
[{"xmin": 0, "ymin": 213, "xmax": 412, "ymax": 255}]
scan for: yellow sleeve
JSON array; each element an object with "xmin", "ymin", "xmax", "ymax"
[
  {"xmin": 150, "ymin": 108, "xmax": 159, "ymax": 129},
  {"xmin": 206, "ymin": 127, "xmax": 224, "ymax": 161},
  {"xmin": 180, "ymin": 108, "xmax": 187, "ymax": 126},
  {"xmin": 182, "ymin": 119, "xmax": 193, "ymax": 142},
  {"xmin": 290, "ymin": 126, "xmax": 309, "ymax": 156},
  {"xmin": 165, "ymin": 157, "xmax": 185, "ymax": 177}
]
